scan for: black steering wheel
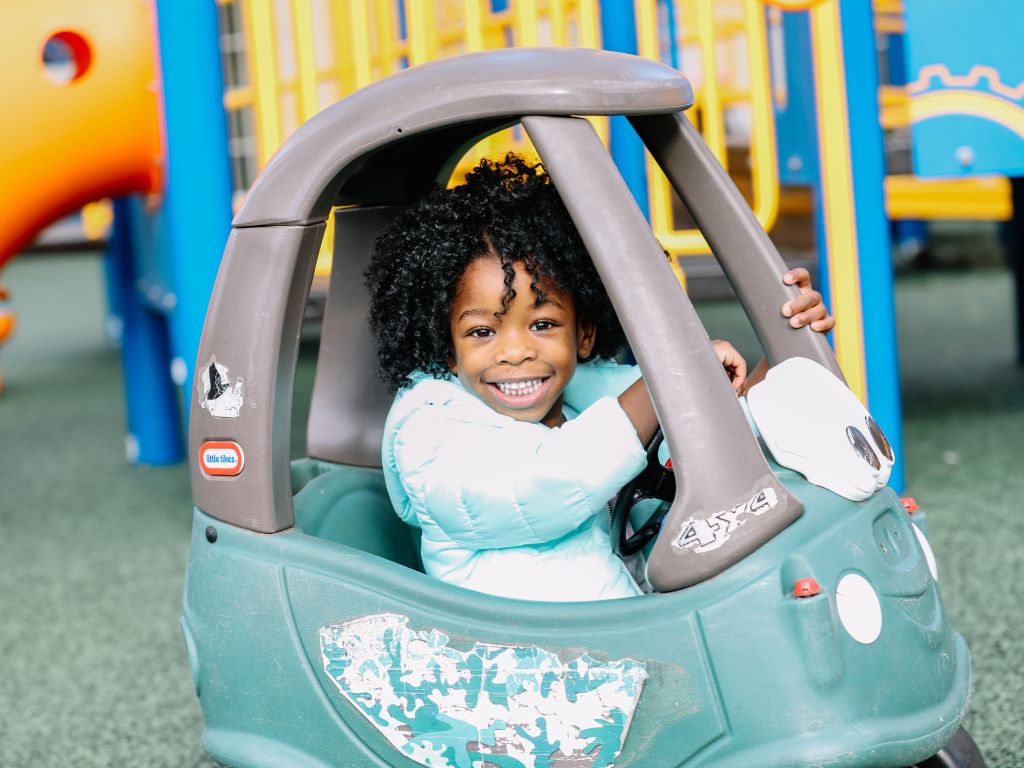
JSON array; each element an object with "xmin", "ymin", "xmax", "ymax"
[{"xmin": 611, "ymin": 428, "xmax": 676, "ymax": 556}]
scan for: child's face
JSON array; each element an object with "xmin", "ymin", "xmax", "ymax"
[{"xmin": 449, "ymin": 256, "xmax": 595, "ymax": 428}]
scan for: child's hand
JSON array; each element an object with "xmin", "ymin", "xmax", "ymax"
[
  {"xmin": 712, "ymin": 340, "xmax": 747, "ymax": 394},
  {"xmin": 782, "ymin": 268, "xmax": 835, "ymax": 333}
]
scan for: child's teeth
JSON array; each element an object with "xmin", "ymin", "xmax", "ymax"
[{"xmin": 498, "ymin": 379, "xmax": 542, "ymax": 395}]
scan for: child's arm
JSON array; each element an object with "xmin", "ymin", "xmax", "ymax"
[
  {"xmin": 392, "ymin": 396, "xmax": 647, "ymax": 550},
  {"xmin": 617, "ymin": 377, "xmax": 658, "ymax": 446}
]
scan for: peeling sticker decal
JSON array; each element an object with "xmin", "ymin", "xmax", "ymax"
[
  {"xmin": 198, "ymin": 357, "xmax": 244, "ymax": 418},
  {"xmin": 319, "ymin": 613, "xmax": 647, "ymax": 768},
  {"xmin": 199, "ymin": 441, "xmax": 244, "ymax": 476},
  {"xmin": 673, "ymin": 487, "xmax": 779, "ymax": 553}
]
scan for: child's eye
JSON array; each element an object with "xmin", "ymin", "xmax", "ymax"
[
  {"xmin": 468, "ymin": 327, "xmax": 493, "ymax": 338},
  {"xmin": 531, "ymin": 320, "xmax": 558, "ymax": 332}
]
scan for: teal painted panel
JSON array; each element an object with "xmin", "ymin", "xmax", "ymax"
[
  {"xmin": 184, "ymin": 463, "xmax": 972, "ymax": 767},
  {"xmin": 904, "ymin": 0, "xmax": 1024, "ymax": 176}
]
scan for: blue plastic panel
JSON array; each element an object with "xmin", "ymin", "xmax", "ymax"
[
  {"xmin": 903, "ymin": 0, "xmax": 1024, "ymax": 177},
  {"xmin": 773, "ymin": 10, "xmax": 819, "ymax": 186}
]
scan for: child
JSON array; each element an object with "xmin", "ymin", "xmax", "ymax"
[{"xmin": 366, "ymin": 155, "xmax": 833, "ymax": 602}]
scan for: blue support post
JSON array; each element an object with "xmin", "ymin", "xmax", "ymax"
[
  {"xmin": 599, "ymin": 2, "xmax": 649, "ymax": 217},
  {"xmin": 774, "ymin": 11, "xmax": 820, "ymax": 189},
  {"xmin": 834, "ymin": 0, "xmax": 904, "ymax": 489},
  {"xmin": 883, "ymin": 19, "xmax": 928, "ymax": 264},
  {"xmin": 153, "ymin": 0, "xmax": 234, "ymax": 448},
  {"xmin": 660, "ymin": 0, "xmax": 679, "ymax": 70},
  {"xmin": 106, "ymin": 199, "xmax": 184, "ymax": 464}
]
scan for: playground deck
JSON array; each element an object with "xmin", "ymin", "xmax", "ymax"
[{"xmin": 1, "ymin": 251, "xmax": 1021, "ymax": 767}]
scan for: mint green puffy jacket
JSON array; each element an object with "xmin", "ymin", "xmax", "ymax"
[{"xmin": 382, "ymin": 359, "xmax": 646, "ymax": 602}]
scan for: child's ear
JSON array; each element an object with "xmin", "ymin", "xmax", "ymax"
[
  {"xmin": 448, "ymin": 355, "xmax": 458, "ymax": 375},
  {"xmin": 576, "ymin": 320, "xmax": 597, "ymax": 359}
]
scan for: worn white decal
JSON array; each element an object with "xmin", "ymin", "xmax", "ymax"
[
  {"xmin": 319, "ymin": 613, "xmax": 647, "ymax": 768},
  {"xmin": 198, "ymin": 357, "xmax": 244, "ymax": 418},
  {"xmin": 673, "ymin": 487, "xmax": 778, "ymax": 553}
]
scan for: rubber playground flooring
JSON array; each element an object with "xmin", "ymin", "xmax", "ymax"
[{"xmin": 0, "ymin": 252, "xmax": 1021, "ymax": 767}]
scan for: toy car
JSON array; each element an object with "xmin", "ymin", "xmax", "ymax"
[{"xmin": 182, "ymin": 48, "xmax": 982, "ymax": 767}]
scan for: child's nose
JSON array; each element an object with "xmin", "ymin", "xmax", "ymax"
[{"xmin": 497, "ymin": 330, "xmax": 536, "ymax": 366}]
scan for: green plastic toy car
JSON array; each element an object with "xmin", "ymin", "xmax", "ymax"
[{"xmin": 182, "ymin": 49, "xmax": 982, "ymax": 768}]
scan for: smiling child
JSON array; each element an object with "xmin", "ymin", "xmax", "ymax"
[{"xmin": 366, "ymin": 155, "xmax": 833, "ymax": 602}]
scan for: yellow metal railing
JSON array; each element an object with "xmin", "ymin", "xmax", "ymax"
[
  {"xmin": 637, "ymin": 0, "xmax": 780, "ymax": 274},
  {"xmin": 222, "ymin": 0, "xmax": 602, "ymax": 174},
  {"xmin": 885, "ymin": 176, "xmax": 1012, "ymax": 221},
  {"xmin": 873, "ymin": 0, "xmax": 905, "ymax": 35},
  {"xmin": 878, "ymin": 84, "xmax": 909, "ymax": 130},
  {"xmin": 217, "ymin": 0, "xmax": 1013, "ymax": 294},
  {"xmin": 219, "ymin": 0, "xmax": 785, "ymax": 285},
  {"xmin": 218, "ymin": 0, "xmax": 605, "ymax": 273}
]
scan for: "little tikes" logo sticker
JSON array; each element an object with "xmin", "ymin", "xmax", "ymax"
[{"xmin": 200, "ymin": 441, "xmax": 245, "ymax": 476}]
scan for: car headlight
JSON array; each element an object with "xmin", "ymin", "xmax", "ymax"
[{"xmin": 836, "ymin": 573, "xmax": 882, "ymax": 644}]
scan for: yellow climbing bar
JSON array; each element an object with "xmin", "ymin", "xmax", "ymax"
[
  {"xmin": 809, "ymin": 0, "xmax": 867, "ymax": 403},
  {"xmin": 886, "ymin": 176, "xmax": 1013, "ymax": 221},
  {"xmin": 637, "ymin": 0, "xmax": 779, "ymax": 258}
]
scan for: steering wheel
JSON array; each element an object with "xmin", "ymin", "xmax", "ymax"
[{"xmin": 611, "ymin": 428, "xmax": 676, "ymax": 556}]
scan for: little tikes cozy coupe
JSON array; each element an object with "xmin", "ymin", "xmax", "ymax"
[{"xmin": 183, "ymin": 49, "xmax": 982, "ymax": 768}]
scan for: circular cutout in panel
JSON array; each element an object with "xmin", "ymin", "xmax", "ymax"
[
  {"xmin": 865, "ymin": 415, "xmax": 894, "ymax": 462},
  {"xmin": 912, "ymin": 524, "xmax": 938, "ymax": 582},
  {"xmin": 42, "ymin": 31, "xmax": 93, "ymax": 84},
  {"xmin": 846, "ymin": 426, "xmax": 880, "ymax": 471},
  {"xmin": 836, "ymin": 573, "xmax": 882, "ymax": 644}
]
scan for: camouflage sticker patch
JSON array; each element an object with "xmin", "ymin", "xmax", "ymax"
[{"xmin": 319, "ymin": 614, "xmax": 647, "ymax": 768}]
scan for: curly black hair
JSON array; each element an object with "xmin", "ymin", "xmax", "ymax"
[{"xmin": 366, "ymin": 154, "xmax": 627, "ymax": 391}]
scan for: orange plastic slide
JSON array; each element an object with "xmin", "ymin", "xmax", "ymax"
[{"xmin": 0, "ymin": 1, "xmax": 163, "ymax": 267}]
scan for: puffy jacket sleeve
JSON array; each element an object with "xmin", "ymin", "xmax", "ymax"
[
  {"xmin": 392, "ymin": 396, "xmax": 646, "ymax": 550},
  {"xmin": 564, "ymin": 359, "xmax": 642, "ymax": 413}
]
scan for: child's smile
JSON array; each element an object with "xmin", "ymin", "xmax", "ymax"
[
  {"xmin": 488, "ymin": 376, "xmax": 552, "ymax": 408},
  {"xmin": 449, "ymin": 255, "xmax": 595, "ymax": 428}
]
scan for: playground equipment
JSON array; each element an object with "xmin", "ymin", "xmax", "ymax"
[
  {"xmin": 0, "ymin": 0, "xmax": 232, "ymax": 463},
  {"xmin": 0, "ymin": 0, "xmax": 159, "ymax": 402},
  {"xmin": 901, "ymin": 0, "xmax": 1024, "ymax": 178},
  {"xmin": 900, "ymin": 0, "xmax": 1024, "ymax": 361},
  {"xmin": 182, "ymin": 49, "xmax": 979, "ymax": 768},
  {"xmin": 0, "ymin": 1, "xmax": 162, "ymax": 268},
  {"xmin": 636, "ymin": 0, "xmax": 781, "ymax": 258},
  {"xmin": 8, "ymin": 0, "xmax": 1019, "ymax": 473},
  {"xmin": 0, "ymin": 283, "xmax": 14, "ymax": 394},
  {"xmin": 215, "ymin": 0, "xmax": 913, "ymax": 489}
]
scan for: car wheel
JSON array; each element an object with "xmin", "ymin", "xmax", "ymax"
[{"xmin": 909, "ymin": 727, "xmax": 986, "ymax": 768}]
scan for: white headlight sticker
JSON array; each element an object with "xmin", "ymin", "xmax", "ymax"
[
  {"xmin": 198, "ymin": 357, "xmax": 245, "ymax": 418},
  {"xmin": 836, "ymin": 573, "xmax": 882, "ymax": 644},
  {"xmin": 912, "ymin": 523, "xmax": 938, "ymax": 581},
  {"xmin": 673, "ymin": 487, "xmax": 778, "ymax": 553}
]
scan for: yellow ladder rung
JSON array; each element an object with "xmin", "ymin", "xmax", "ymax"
[
  {"xmin": 223, "ymin": 86, "xmax": 253, "ymax": 111},
  {"xmin": 885, "ymin": 176, "xmax": 1012, "ymax": 221},
  {"xmin": 879, "ymin": 85, "xmax": 909, "ymax": 129}
]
